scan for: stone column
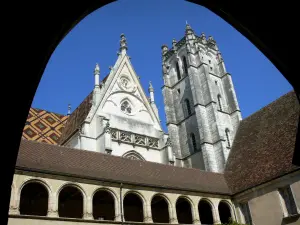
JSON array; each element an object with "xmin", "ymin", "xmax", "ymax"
[
  {"xmin": 213, "ymin": 207, "xmax": 221, "ymax": 224},
  {"xmin": 144, "ymin": 204, "xmax": 153, "ymax": 223},
  {"xmin": 83, "ymin": 196, "xmax": 93, "ymax": 220},
  {"xmin": 114, "ymin": 197, "xmax": 122, "ymax": 222},
  {"xmin": 192, "ymin": 204, "xmax": 201, "ymax": 224},
  {"xmin": 47, "ymin": 193, "xmax": 58, "ymax": 217},
  {"xmin": 9, "ymin": 185, "xmax": 19, "ymax": 215},
  {"xmin": 169, "ymin": 201, "xmax": 178, "ymax": 224}
]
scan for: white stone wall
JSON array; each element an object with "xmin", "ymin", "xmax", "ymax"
[{"xmin": 66, "ymin": 53, "xmax": 169, "ymax": 164}]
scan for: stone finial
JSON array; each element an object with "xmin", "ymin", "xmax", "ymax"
[
  {"xmin": 119, "ymin": 33, "xmax": 128, "ymax": 54},
  {"xmin": 172, "ymin": 38, "xmax": 177, "ymax": 50},
  {"xmin": 185, "ymin": 22, "xmax": 194, "ymax": 34},
  {"xmin": 148, "ymin": 81, "xmax": 154, "ymax": 93},
  {"xmin": 67, "ymin": 104, "xmax": 71, "ymax": 115},
  {"xmin": 149, "ymin": 81, "xmax": 155, "ymax": 103},
  {"xmin": 207, "ymin": 35, "xmax": 216, "ymax": 43},
  {"xmin": 161, "ymin": 45, "xmax": 168, "ymax": 55},
  {"xmin": 200, "ymin": 32, "xmax": 206, "ymax": 40},
  {"xmin": 94, "ymin": 63, "xmax": 100, "ymax": 76}
]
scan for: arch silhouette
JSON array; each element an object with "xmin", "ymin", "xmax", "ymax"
[
  {"xmin": 151, "ymin": 194, "xmax": 170, "ymax": 223},
  {"xmin": 123, "ymin": 191, "xmax": 145, "ymax": 222},
  {"xmin": 19, "ymin": 182, "xmax": 49, "ymax": 216},
  {"xmin": 4, "ymin": 2, "xmax": 300, "ymax": 224},
  {"xmin": 122, "ymin": 150, "xmax": 145, "ymax": 161},
  {"xmin": 18, "ymin": 178, "xmax": 52, "ymax": 199}
]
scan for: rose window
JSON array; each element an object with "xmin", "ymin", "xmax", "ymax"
[{"xmin": 121, "ymin": 77, "xmax": 130, "ymax": 89}]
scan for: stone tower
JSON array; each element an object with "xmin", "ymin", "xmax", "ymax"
[{"xmin": 161, "ymin": 23, "xmax": 242, "ymax": 172}]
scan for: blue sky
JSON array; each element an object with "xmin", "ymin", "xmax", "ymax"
[{"xmin": 32, "ymin": 0, "xmax": 292, "ymax": 132}]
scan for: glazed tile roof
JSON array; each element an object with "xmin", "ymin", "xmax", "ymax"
[
  {"xmin": 22, "ymin": 108, "xmax": 69, "ymax": 145},
  {"xmin": 58, "ymin": 74, "xmax": 110, "ymax": 145},
  {"xmin": 225, "ymin": 90, "xmax": 300, "ymax": 194}
]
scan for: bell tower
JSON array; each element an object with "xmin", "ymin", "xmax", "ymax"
[{"xmin": 161, "ymin": 23, "xmax": 242, "ymax": 172}]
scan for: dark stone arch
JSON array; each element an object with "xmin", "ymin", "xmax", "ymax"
[
  {"xmin": 176, "ymin": 197, "xmax": 193, "ymax": 224},
  {"xmin": 4, "ymin": 2, "xmax": 300, "ymax": 224},
  {"xmin": 93, "ymin": 189, "xmax": 115, "ymax": 220},
  {"xmin": 58, "ymin": 186, "xmax": 83, "ymax": 219},
  {"xmin": 123, "ymin": 192, "xmax": 144, "ymax": 222},
  {"xmin": 151, "ymin": 195, "xmax": 169, "ymax": 223},
  {"xmin": 218, "ymin": 201, "xmax": 232, "ymax": 224},
  {"xmin": 19, "ymin": 182, "xmax": 49, "ymax": 216},
  {"xmin": 198, "ymin": 199, "xmax": 214, "ymax": 224}
]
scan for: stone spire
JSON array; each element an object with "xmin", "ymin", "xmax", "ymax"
[
  {"xmin": 67, "ymin": 104, "xmax": 71, "ymax": 116},
  {"xmin": 199, "ymin": 32, "xmax": 206, "ymax": 44},
  {"xmin": 207, "ymin": 35, "xmax": 218, "ymax": 50},
  {"xmin": 119, "ymin": 33, "xmax": 128, "ymax": 55},
  {"xmin": 94, "ymin": 63, "xmax": 100, "ymax": 87},
  {"xmin": 148, "ymin": 81, "xmax": 154, "ymax": 103},
  {"xmin": 185, "ymin": 22, "xmax": 194, "ymax": 35}
]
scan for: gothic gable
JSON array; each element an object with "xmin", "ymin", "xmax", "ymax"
[{"xmin": 95, "ymin": 55, "xmax": 162, "ymax": 130}]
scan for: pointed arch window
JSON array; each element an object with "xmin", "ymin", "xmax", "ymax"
[
  {"xmin": 185, "ymin": 99, "xmax": 192, "ymax": 116},
  {"xmin": 225, "ymin": 128, "xmax": 230, "ymax": 147},
  {"xmin": 182, "ymin": 56, "xmax": 188, "ymax": 75},
  {"xmin": 190, "ymin": 133, "xmax": 197, "ymax": 152},
  {"xmin": 217, "ymin": 94, "xmax": 223, "ymax": 111},
  {"xmin": 176, "ymin": 62, "xmax": 181, "ymax": 80},
  {"xmin": 123, "ymin": 151, "xmax": 145, "ymax": 161}
]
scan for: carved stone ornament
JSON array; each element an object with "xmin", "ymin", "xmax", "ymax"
[
  {"xmin": 105, "ymin": 121, "xmax": 111, "ymax": 134},
  {"xmin": 117, "ymin": 75, "xmax": 137, "ymax": 93},
  {"xmin": 165, "ymin": 137, "xmax": 172, "ymax": 146}
]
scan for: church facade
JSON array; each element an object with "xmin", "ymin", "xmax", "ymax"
[{"xmin": 8, "ymin": 24, "xmax": 300, "ymax": 225}]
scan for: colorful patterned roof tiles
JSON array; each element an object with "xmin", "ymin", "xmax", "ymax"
[{"xmin": 22, "ymin": 108, "xmax": 69, "ymax": 145}]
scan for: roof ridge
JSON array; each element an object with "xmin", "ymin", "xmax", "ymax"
[
  {"xmin": 242, "ymin": 90, "xmax": 295, "ymax": 121},
  {"xmin": 31, "ymin": 107, "xmax": 68, "ymax": 116}
]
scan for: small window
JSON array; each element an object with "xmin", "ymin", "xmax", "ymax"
[
  {"xmin": 210, "ymin": 66, "xmax": 213, "ymax": 71},
  {"xmin": 176, "ymin": 62, "xmax": 181, "ymax": 80},
  {"xmin": 279, "ymin": 186, "xmax": 298, "ymax": 217},
  {"xmin": 121, "ymin": 100, "xmax": 132, "ymax": 114},
  {"xmin": 182, "ymin": 56, "xmax": 188, "ymax": 75},
  {"xmin": 177, "ymin": 89, "xmax": 181, "ymax": 94},
  {"xmin": 208, "ymin": 60, "xmax": 211, "ymax": 64},
  {"xmin": 190, "ymin": 133, "xmax": 197, "ymax": 152},
  {"xmin": 240, "ymin": 203, "xmax": 252, "ymax": 225},
  {"xmin": 217, "ymin": 94, "xmax": 223, "ymax": 111},
  {"xmin": 215, "ymin": 80, "xmax": 218, "ymax": 85},
  {"xmin": 225, "ymin": 128, "xmax": 230, "ymax": 147},
  {"xmin": 185, "ymin": 99, "xmax": 192, "ymax": 116}
]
